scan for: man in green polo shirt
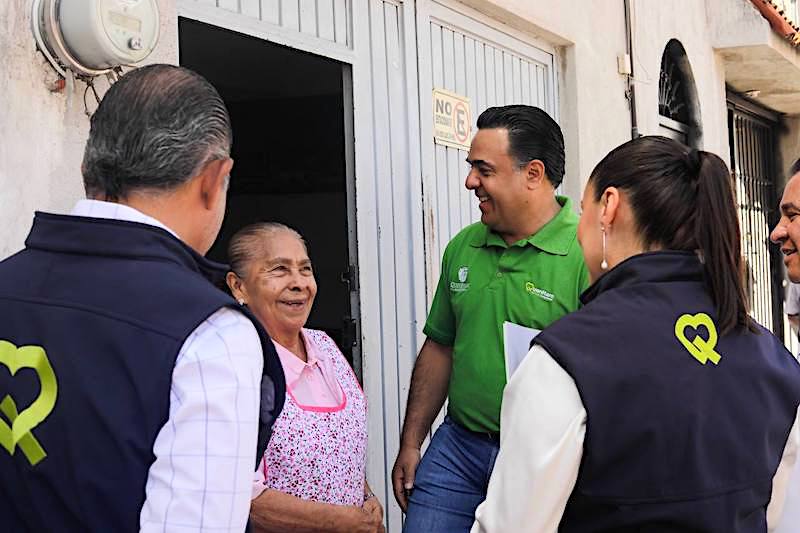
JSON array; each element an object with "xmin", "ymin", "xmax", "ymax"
[{"xmin": 392, "ymin": 105, "xmax": 589, "ymax": 533}]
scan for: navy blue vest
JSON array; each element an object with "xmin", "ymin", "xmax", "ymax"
[
  {"xmin": 535, "ymin": 251, "xmax": 800, "ymax": 533},
  {"xmin": 0, "ymin": 212, "xmax": 285, "ymax": 532}
]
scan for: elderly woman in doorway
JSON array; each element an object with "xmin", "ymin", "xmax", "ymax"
[{"xmin": 226, "ymin": 222, "xmax": 384, "ymax": 533}]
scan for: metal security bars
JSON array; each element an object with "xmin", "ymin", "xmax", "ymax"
[{"xmin": 727, "ymin": 96, "xmax": 783, "ymax": 336}]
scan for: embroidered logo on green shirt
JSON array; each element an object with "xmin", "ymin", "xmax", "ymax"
[
  {"xmin": 0, "ymin": 340, "xmax": 58, "ymax": 466},
  {"xmin": 525, "ymin": 281, "xmax": 555, "ymax": 302},
  {"xmin": 674, "ymin": 313, "xmax": 722, "ymax": 365},
  {"xmin": 450, "ymin": 265, "xmax": 471, "ymax": 292}
]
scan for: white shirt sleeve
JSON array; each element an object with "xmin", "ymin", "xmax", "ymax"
[
  {"xmin": 470, "ymin": 347, "xmax": 800, "ymax": 533},
  {"xmin": 140, "ymin": 307, "xmax": 264, "ymax": 532},
  {"xmin": 769, "ymin": 407, "xmax": 800, "ymax": 532},
  {"xmin": 786, "ymin": 283, "xmax": 800, "ymax": 316},
  {"xmin": 471, "ymin": 345, "xmax": 586, "ymax": 533}
]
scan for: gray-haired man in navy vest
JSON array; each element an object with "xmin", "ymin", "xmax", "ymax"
[{"xmin": 0, "ymin": 64, "xmax": 285, "ymax": 532}]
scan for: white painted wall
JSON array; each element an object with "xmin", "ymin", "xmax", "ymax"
[
  {"xmin": 629, "ymin": 0, "xmax": 730, "ymax": 158},
  {"xmin": 0, "ymin": 0, "xmax": 178, "ymax": 259}
]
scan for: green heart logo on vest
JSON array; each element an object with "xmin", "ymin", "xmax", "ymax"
[
  {"xmin": 0, "ymin": 340, "xmax": 58, "ymax": 466},
  {"xmin": 674, "ymin": 313, "xmax": 722, "ymax": 365}
]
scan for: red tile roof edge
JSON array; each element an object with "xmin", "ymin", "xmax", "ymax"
[{"xmin": 750, "ymin": 0, "xmax": 800, "ymax": 45}]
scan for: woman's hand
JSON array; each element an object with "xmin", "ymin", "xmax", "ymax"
[
  {"xmin": 340, "ymin": 505, "xmax": 385, "ymax": 533},
  {"xmin": 363, "ymin": 496, "xmax": 384, "ymax": 525},
  {"xmin": 251, "ymin": 489, "xmax": 384, "ymax": 533}
]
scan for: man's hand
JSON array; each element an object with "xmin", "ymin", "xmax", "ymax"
[
  {"xmin": 391, "ymin": 445, "xmax": 421, "ymax": 512},
  {"xmin": 392, "ymin": 338, "xmax": 452, "ymax": 513}
]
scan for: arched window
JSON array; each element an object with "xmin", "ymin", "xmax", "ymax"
[{"xmin": 658, "ymin": 39, "xmax": 702, "ymax": 147}]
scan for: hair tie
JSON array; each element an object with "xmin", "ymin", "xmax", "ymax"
[{"xmin": 686, "ymin": 148, "xmax": 703, "ymax": 175}]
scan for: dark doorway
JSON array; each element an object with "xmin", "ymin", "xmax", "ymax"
[{"xmin": 179, "ymin": 18, "xmax": 360, "ymax": 369}]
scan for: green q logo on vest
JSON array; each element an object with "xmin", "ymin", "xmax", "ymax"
[
  {"xmin": 674, "ymin": 313, "xmax": 723, "ymax": 366},
  {"xmin": 0, "ymin": 340, "xmax": 58, "ymax": 466}
]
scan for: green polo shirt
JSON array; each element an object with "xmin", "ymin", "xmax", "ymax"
[{"xmin": 423, "ymin": 196, "xmax": 590, "ymax": 433}]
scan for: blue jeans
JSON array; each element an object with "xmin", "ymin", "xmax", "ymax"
[{"xmin": 403, "ymin": 416, "xmax": 500, "ymax": 533}]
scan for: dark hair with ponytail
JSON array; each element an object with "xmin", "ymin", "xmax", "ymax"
[{"xmin": 588, "ymin": 135, "xmax": 753, "ymax": 335}]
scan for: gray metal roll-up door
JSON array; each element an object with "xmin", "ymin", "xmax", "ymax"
[{"xmin": 417, "ymin": 1, "xmax": 559, "ymax": 289}]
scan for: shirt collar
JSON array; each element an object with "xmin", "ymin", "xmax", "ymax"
[
  {"xmin": 27, "ymin": 210, "xmax": 229, "ymax": 286},
  {"xmin": 71, "ymin": 199, "xmax": 179, "ymax": 238},
  {"xmin": 469, "ymin": 195, "xmax": 577, "ymax": 255},
  {"xmin": 273, "ymin": 329, "xmax": 325, "ymax": 373}
]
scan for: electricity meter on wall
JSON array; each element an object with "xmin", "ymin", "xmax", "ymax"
[{"xmin": 32, "ymin": 0, "xmax": 160, "ymax": 77}]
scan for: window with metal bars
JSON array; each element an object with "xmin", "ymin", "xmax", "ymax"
[
  {"xmin": 727, "ymin": 94, "xmax": 783, "ymax": 336},
  {"xmin": 658, "ymin": 39, "xmax": 702, "ymax": 147}
]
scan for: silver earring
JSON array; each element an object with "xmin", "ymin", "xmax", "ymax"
[
  {"xmin": 601, "ymin": 226, "xmax": 609, "ymax": 270},
  {"xmin": 237, "ymin": 299, "xmax": 245, "ymax": 306}
]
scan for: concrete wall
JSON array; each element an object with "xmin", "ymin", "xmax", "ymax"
[{"xmin": 0, "ymin": 0, "xmax": 178, "ymax": 259}]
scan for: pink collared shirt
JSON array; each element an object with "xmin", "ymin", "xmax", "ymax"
[{"xmin": 273, "ymin": 329, "xmax": 343, "ymax": 409}]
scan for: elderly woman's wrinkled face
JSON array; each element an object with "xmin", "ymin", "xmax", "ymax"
[{"xmin": 241, "ymin": 231, "xmax": 317, "ymax": 336}]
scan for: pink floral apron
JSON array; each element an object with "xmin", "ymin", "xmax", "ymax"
[{"xmin": 260, "ymin": 329, "xmax": 367, "ymax": 505}]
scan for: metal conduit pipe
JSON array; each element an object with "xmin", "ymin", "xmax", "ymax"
[{"xmin": 624, "ymin": 0, "xmax": 639, "ymax": 139}]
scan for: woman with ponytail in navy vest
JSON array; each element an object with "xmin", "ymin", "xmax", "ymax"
[{"xmin": 472, "ymin": 136, "xmax": 800, "ymax": 533}]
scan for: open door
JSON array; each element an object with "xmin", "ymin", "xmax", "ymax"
[{"xmin": 180, "ymin": 18, "xmax": 361, "ymax": 372}]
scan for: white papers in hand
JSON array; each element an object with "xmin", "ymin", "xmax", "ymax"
[{"xmin": 503, "ymin": 321, "xmax": 541, "ymax": 380}]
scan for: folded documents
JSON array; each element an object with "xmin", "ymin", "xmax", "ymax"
[{"xmin": 503, "ymin": 321, "xmax": 541, "ymax": 380}]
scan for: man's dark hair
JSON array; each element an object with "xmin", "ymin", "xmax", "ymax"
[
  {"xmin": 82, "ymin": 64, "xmax": 232, "ymax": 200},
  {"xmin": 589, "ymin": 135, "xmax": 753, "ymax": 336},
  {"xmin": 790, "ymin": 158, "xmax": 800, "ymax": 177},
  {"xmin": 476, "ymin": 105, "xmax": 565, "ymax": 187}
]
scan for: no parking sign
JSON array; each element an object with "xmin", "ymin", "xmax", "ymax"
[{"xmin": 433, "ymin": 88, "xmax": 472, "ymax": 150}]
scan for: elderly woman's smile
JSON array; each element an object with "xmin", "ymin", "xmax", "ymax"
[
  {"xmin": 279, "ymin": 297, "xmax": 310, "ymax": 308},
  {"xmin": 275, "ymin": 294, "xmax": 314, "ymax": 321}
]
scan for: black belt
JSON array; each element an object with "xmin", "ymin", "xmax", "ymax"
[
  {"xmin": 456, "ymin": 422, "xmax": 500, "ymax": 443},
  {"xmin": 480, "ymin": 431, "xmax": 501, "ymax": 443}
]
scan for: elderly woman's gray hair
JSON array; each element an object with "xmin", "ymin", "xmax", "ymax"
[
  {"xmin": 228, "ymin": 222, "xmax": 307, "ymax": 278},
  {"xmin": 82, "ymin": 64, "xmax": 232, "ymax": 201}
]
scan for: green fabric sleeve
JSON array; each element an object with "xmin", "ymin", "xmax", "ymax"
[{"xmin": 423, "ymin": 248, "xmax": 456, "ymax": 346}]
